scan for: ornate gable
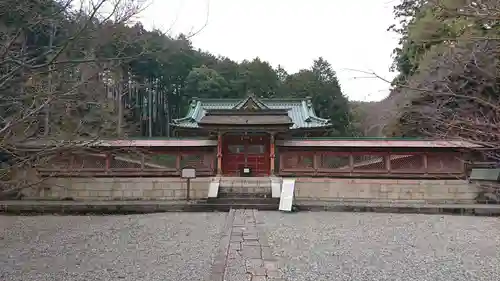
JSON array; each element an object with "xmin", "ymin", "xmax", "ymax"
[
  {"xmin": 233, "ymin": 93, "xmax": 269, "ymax": 111},
  {"xmin": 241, "ymin": 98, "xmax": 260, "ymax": 111}
]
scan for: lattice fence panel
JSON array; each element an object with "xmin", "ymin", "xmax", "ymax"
[
  {"xmin": 143, "ymin": 152, "xmax": 178, "ymax": 170},
  {"xmin": 72, "ymin": 153, "xmax": 107, "ymax": 169},
  {"xmin": 352, "ymin": 154, "xmax": 386, "ymax": 171},
  {"xmin": 319, "ymin": 153, "xmax": 351, "ymax": 170},
  {"xmin": 426, "ymin": 153, "xmax": 463, "ymax": 174},
  {"xmin": 38, "ymin": 153, "xmax": 73, "ymax": 169},
  {"xmin": 180, "ymin": 152, "xmax": 215, "ymax": 172},
  {"xmin": 390, "ymin": 154, "xmax": 425, "ymax": 172},
  {"xmin": 281, "ymin": 152, "xmax": 314, "ymax": 170},
  {"xmin": 110, "ymin": 149, "xmax": 144, "ymax": 169}
]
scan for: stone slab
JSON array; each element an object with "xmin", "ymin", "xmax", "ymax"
[
  {"xmin": 207, "ymin": 209, "xmax": 287, "ymax": 280},
  {"xmin": 279, "ymin": 179, "xmax": 295, "ymax": 212},
  {"xmin": 208, "ymin": 178, "xmax": 220, "ymax": 198},
  {"xmin": 271, "ymin": 177, "xmax": 282, "ymax": 198},
  {"xmin": 3, "ymin": 200, "xmax": 499, "ymax": 217}
]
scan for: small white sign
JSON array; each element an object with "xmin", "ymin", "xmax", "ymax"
[
  {"xmin": 208, "ymin": 179, "xmax": 220, "ymax": 198},
  {"xmin": 181, "ymin": 168, "xmax": 196, "ymax": 178},
  {"xmin": 243, "ymin": 168, "xmax": 250, "ymax": 173},
  {"xmin": 279, "ymin": 179, "xmax": 296, "ymax": 212},
  {"xmin": 271, "ymin": 177, "xmax": 282, "ymax": 198}
]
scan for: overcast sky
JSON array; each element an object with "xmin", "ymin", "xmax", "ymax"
[{"xmin": 139, "ymin": 0, "xmax": 400, "ymax": 102}]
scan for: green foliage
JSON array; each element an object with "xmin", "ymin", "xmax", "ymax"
[
  {"xmin": 121, "ymin": 35, "xmax": 358, "ymax": 137},
  {"xmin": 385, "ymin": 0, "xmax": 500, "ymax": 149},
  {"xmin": 282, "ymin": 58, "xmax": 353, "ymax": 136},
  {"xmin": 1, "ymin": 0, "xmax": 361, "ymax": 139},
  {"xmin": 389, "ymin": 0, "xmax": 497, "ymax": 83},
  {"xmin": 233, "ymin": 58, "xmax": 280, "ymax": 98},
  {"xmin": 184, "ymin": 66, "xmax": 231, "ymax": 99}
]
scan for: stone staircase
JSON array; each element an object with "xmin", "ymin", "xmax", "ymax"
[{"xmin": 206, "ymin": 177, "xmax": 280, "ymax": 210}]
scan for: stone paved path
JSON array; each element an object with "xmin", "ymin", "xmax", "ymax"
[{"xmin": 209, "ymin": 209, "xmax": 285, "ymax": 281}]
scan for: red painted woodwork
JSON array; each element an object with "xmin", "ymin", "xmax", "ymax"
[
  {"xmin": 217, "ymin": 134, "xmax": 223, "ymax": 174},
  {"xmin": 222, "ymin": 134, "xmax": 270, "ymax": 176}
]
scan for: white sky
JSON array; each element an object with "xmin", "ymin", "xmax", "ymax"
[{"xmin": 139, "ymin": 0, "xmax": 400, "ymax": 102}]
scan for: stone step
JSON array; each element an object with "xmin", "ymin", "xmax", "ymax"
[
  {"xmin": 218, "ymin": 192, "xmax": 272, "ymax": 198},
  {"xmin": 205, "ymin": 203, "xmax": 279, "ymax": 211},
  {"xmin": 219, "ymin": 177, "xmax": 272, "ymax": 188},
  {"xmin": 207, "ymin": 197, "xmax": 279, "ymax": 205},
  {"xmin": 220, "ymin": 177, "xmax": 272, "ymax": 180},
  {"xmin": 218, "ymin": 177, "xmax": 272, "ymax": 196},
  {"xmin": 219, "ymin": 184, "xmax": 272, "ymax": 190},
  {"xmin": 206, "ymin": 189, "xmax": 280, "ymax": 210},
  {"xmin": 218, "ymin": 187, "xmax": 272, "ymax": 196},
  {"xmin": 219, "ymin": 183, "xmax": 272, "ymax": 189}
]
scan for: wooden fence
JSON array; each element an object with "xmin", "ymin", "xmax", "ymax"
[
  {"xmin": 37, "ymin": 147, "xmax": 217, "ymax": 177},
  {"xmin": 278, "ymin": 148, "xmax": 466, "ymax": 178},
  {"xmin": 35, "ymin": 146, "xmax": 467, "ymax": 179}
]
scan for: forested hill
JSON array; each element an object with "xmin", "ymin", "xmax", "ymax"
[
  {"xmin": 355, "ymin": 0, "xmax": 500, "ymax": 149},
  {"xmin": 139, "ymin": 53, "xmax": 354, "ymax": 137},
  {"xmin": 126, "ymin": 45, "xmax": 354, "ymax": 137},
  {"xmin": 13, "ymin": 0, "xmax": 497, "ymax": 143},
  {"xmin": 0, "ymin": 0, "xmax": 355, "ymax": 141}
]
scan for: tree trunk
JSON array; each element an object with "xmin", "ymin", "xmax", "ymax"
[
  {"xmin": 43, "ymin": 24, "xmax": 55, "ymax": 137},
  {"xmin": 148, "ymin": 79, "xmax": 153, "ymax": 137},
  {"xmin": 117, "ymin": 80, "xmax": 123, "ymax": 137}
]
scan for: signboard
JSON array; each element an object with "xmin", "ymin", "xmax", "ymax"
[
  {"xmin": 279, "ymin": 179, "xmax": 295, "ymax": 212},
  {"xmin": 182, "ymin": 167, "xmax": 196, "ymax": 200},
  {"xmin": 208, "ymin": 179, "xmax": 220, "ymax": 198},
  {"xmin": 181, "ymin": 167, "xmax": 196, "ymax": 179},
  {"xmin": 271, "ymin": 177, "xmax": 282, "ymax": 198}
]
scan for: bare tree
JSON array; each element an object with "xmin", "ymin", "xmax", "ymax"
[
  {"xmin": 0, "ymin": 0, "xmax": 149, "ymax": 195},
  {"xmin": 377, "ymin": 0, "xmax": 500, "ymax": 161}
]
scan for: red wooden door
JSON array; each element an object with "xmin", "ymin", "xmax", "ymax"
[{"xmin": 222, "ymin": 135, "xmax": 270, "ymax": 176}]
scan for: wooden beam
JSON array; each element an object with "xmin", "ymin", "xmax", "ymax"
[
  {"xmin": 349, "ymin": 154, "xmax": 354, "ymax": 174},
  {"xmin": 270, "ymin": 133, "xmax": 275, "ymax": 175},
  {"xmin": 313, "ymin": 151, "xmax": 320, "ymax": 175},
  {"xmin": 217, "ymin": 132, "xmax": 223, "ymax": 175},
  {"xmin": 385, "ymin": 155, "xmax": 391, "ymax": 173},
  {"xmin": 423, "ymin": 153, "xmax": 428, "ymax": 174},
  {"xmin": 105, "ymin": 153, "xmax": 111, "ymax": 171},
  {"xmin": 176, "ymin": 150, "xmax": 181, "ymax": 170}
]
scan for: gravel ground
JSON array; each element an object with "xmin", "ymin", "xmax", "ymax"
[
  {"xmin": 261, "ymin": 212, "xmax": 500, "ymax": 281},
  {"xmin": 0, "ymin": 213, "xmax": 227, "ymax": 281}
]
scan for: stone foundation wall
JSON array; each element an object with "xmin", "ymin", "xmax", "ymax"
[
  {"xmin": 19, "ymin": 176, "xmax": 479, "ymax": 204},
  {"xmin": 294, "ymin": 178, "xmax": 479, "ymax": 204},
  {"xmin": 218, "ymin": 177, "xmax": 272, "ymax": 194},
  {"xmin": 22, "ymin": 177, "xmax": 213, "ymax": 201}
]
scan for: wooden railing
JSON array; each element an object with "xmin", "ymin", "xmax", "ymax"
[
  {"xmin": 37, "ymin": 148, "xmax": 217, "ymax": 177},
  {"xmin": 278, "ymin": 149, "xmax": 466, "ymax": 178},
  {"xmin": 35, "ymin": 146, "xmax": 467, "ymax": 179}
]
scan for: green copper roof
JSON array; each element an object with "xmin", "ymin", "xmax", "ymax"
[{"xmin": 172, "ymin": 97, "xmax": 331, "ymax": 129}]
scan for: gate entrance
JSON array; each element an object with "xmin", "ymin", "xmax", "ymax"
[{"xmin": 222, "ymin": 134, "xmax": 270, "ymax": 176}]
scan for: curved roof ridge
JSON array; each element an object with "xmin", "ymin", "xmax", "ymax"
[
  {"xmin": 196, "ymin": 98, "xmax": 242, "ymax": 102},
  {"xmin": 261, "ymin": 98, "xmax": 308, "ymax": 102},
  {"xmin": 172, "ymin": 101, "xmax": 199, "ymax": 123},
  {"xmin": 194, "ymin": 97, "xmax": 311, "ymax": 103},
  {"xmin": 308, "ymin": 115, "xmax": 331, "ymax": 124},
  {"xmin": 191, "ymin": 100, "xmax": 203, "ymax": 120},
  {"xmin": 172, "ymin": 96, "xmax": 332, "ymax": 129},
  {"xmin": 298, "ymin": 99, "xmax": 330, "ymax": 124},
  {"xmin": 300, "ymin": 100, "xmax": 311, "ymax": 122}
]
